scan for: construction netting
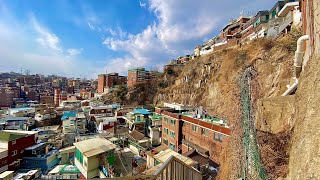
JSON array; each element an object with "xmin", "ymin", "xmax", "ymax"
[{"xmin": 240, "ymin": 67, "xmax": 266, "ymax": 180}]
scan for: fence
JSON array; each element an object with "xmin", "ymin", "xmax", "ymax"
[{"xmin": 240, "ymin": 67, "xmax": 266, "ymax": 180}]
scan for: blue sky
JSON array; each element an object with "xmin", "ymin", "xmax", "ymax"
[{"xmin": 0, "ymin": 0, "xmax": 276, "ymax": 79}]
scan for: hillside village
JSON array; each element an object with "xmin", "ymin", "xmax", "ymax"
[{"xmin": 0, "ymin": 0, "xmax": 319, "ymax": 179}]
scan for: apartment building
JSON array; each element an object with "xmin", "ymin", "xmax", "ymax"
[
  {"xmin": 156, "ymin": 105, "xmax": 231, "ymax": 164},
  {"xmin": 127, "ymin": 68, "xmax": 159, "ymax": 87},
  {"xmin": 97, "ymin": 73, "xmax": 127, "ymax": 94},
  {"xmin": 0, "ymin": 130, "xmax": 38, "ymax": 172}
]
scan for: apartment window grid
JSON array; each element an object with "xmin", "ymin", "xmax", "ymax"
[
  {"xmin": 164, "ymin": 128, "xmax": 169, "ymax": 134},
  {"xmin": 169, "ymin": 143, "xmax": 176, "ymax": 151},
  {"xmin": 163, "ymin": 139, "xmax": 168, "ymax": 145},
  {"xmin": 201, "ymin": 128, "xmax": 207, "ymax": 136},
  {"xmin": 214, "ymin": 132, "xmax": 223, "ymax": 142},
  {"xmin": 192, "ymin": 125, "xmax": 198, "ymax": 132},
  {"xmin": 170, "ymin": 119, "xmax": 176, "ymax": 126},
  {"xmin": 170, "ymin": 131, "xmax": 176, "ymax": 138}
]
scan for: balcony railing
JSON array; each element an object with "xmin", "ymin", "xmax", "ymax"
[{"xmin": 153, "ymin": 156, "xmax": 202, "ymax": 180}]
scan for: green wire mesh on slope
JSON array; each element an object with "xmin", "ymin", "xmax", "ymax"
[{"xmin": 240, "ymin": 67, "xmax": 266, "ymax": 180}]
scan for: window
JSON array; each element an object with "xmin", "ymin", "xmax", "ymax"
[
  {"xmin": 169, "ymin": 131, "xmax": 176, "ymax": 138},
  {"xmin": 75, "ymin": 148, "xmax": 83, "ymax": 164},
  {"xmin": 2, "ymin": 160, "xmax": 6, "ymax": 165},
  {"xmin": 12, "ymin": 150, "xmax": 17, "ymax": 156},
  {"xmin": 12, "ymin": 140, "xmax": 16, "ymax": 145},
  {"xmin": 201, "ymin": 128, "xmax": 207, "ymax": 136},
  {"xmin": 214, "ymin": 133, "xmax": 223, "ymax": 142},
  {"xmin": 33, "ymin": 161, "xmax": 38, "ymax": 165},
  {"xmin": 169, "ymin": 143, "xmax": 176, "ymax": 151},
  {"xmin": 164, "ymin": 128, "xmax": 168, "ymax": 134},
  {"xmin": 170, "ymin": 119, "xmax": 176, "ymax": 126},
  {"xmin": 164, "ymin": 117, "xmax": 168, "ymax": 123},
  {"xmin": 136, "ymin": 116, "xmax": 141, "ymax": 122},
  {"xmin": 192, "ymin": 125, "xmax": 198, "ymax": 132},
  {"xmin": 163, "ymin": 139, "xmax": 168, "ymax": 145}
]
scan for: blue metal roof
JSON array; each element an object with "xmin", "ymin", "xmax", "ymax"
[
  {"xmin": 61, "ymin": 111, "xmax": 76, "ymax": 121},
  {"xmin": 133, "ymin": 109, "xmax": 150, "ymax": 115},
  {"xmin": 111, "ymin": 104, "xmax": 120, "ymax": 108}
]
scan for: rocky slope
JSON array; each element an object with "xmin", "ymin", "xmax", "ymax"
[{"xmin": 153, "ymin": 29, "xmax": 302, "ymax": 179}]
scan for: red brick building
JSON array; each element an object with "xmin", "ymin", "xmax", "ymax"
[
  {"xmin": 97, "ymin": 73, "xmax": 127, "ymax": 93},
  {"xmin": 0, "ymin": 88, "xmax": 15, "ymax": 107},
  {"xmin": 156, "ymin": 107, "xmax": 231, "ymax": 165},
  {"xmin": 54, "ymin": 89, "xmax": 67, "ymax": 106},
  {"xmin": 0, "ymin": 131, "xmax": 37, "ymax": 172},
  {"xmin": 128, "ymin": 68, "xmax": 159, "ymax": 87},
  {"xmin": 97, "ymin": 74, "xmax": 106, "ymax": 93},
  {"xmin": 39, "ymin": 95, "xmax": 54, "ymax": 105}
]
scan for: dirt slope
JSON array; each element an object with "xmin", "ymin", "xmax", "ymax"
[{"xmin": 153, "ymin": 30, "xmax": 301, "ymax": 179}]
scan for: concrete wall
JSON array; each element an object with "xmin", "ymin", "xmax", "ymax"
[{"xmin": 303, "ymin": 0, "xmax": 320, "ymax": 64}]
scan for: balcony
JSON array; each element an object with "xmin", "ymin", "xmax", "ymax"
[{"xmin": 153, "ymin": 156, "xmax": 202, "ymax": 180}]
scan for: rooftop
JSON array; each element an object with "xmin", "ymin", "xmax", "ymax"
[
  {"xmin": 25, "ymin": 142, "xmax": 46, "ymax": 150},
  {"xmin": 181, "ymin": 112, "xmax": 227, "ymax": 126},
  {"xmin": 61, "ymin": 111, "xmax": 76, "ymax": 120},
  {"xmin": 8, "ymin": 107, "xmax": 34, "ymax": 112},
  {"xmin": 0, "ymin": 131, "xmax": 29, "ymax": 141},
  {"xmin": 149, "ymin": 113, "xmax": 162, "ymax": 120},
  {"xmin": 154, "ymin": 149, "xmax": 195, "ymax": 166},
  {"xmin": 90, "ymin": 105, "xmax": 113, "ymax": 110},
  {"xmin": 0, "ymin": 171, "xmax": 14, "ymax": 178},
  {"xmin": 49, "ymin": 165, "xmax": 80, "ymax": 174},
  {"xmin": 133, "ymin": 108, "xmax": 150, "ymax": 115},
  {"xmin": 128, "ymin": 130, "xmax": 145, "ymax": 141},
  {"xmin": 73, "ymin": 137, "xmax": 116, "ymax": 157},
  {"xmin": 0, "ymin": 117, "xmax": 30, "ymax": 121}
]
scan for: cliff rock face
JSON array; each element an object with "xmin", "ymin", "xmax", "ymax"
[
  {"xmin": 154, "ymin": 31, "xmax": 301, "ymax": 179},
  {"xmin": 287, "ymin": 55, "xmax": 320, "ymax": 179}
]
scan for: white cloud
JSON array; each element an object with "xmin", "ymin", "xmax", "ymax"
[
  {"xmin": 102, "ymin": 0, "xmax": 275, "ymax": 74},
  {"xmin": 106, "ymin": 26, "xmax": 128, "ymax": 39},
  {"xmin": 139, "ymin": 1, "xmax": 146, "ymax": 8},
  {"xmin": 31, "ymin": 15, "xmax": 63, "ymax": 53},
  {"xmin": 0, "ymin": 6, "xmax": 91, "ymax": 77},
  {"xmin": 67, "ymin": 48, "xmax": 83, "ymax": 56},
  {"xmin": 87, "ymin": 22, "xmax": 95, "ymax": 30}
]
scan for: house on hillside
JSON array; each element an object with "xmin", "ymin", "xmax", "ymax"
[
  {"xmin": 61, "ymin": 111, "xmax": 86, "ymax": 134},
  {"xmin": 124, "ymin": 108, "xmax": 151, "ymax": 135},
  {"xmin": 21, "ymin": 142, "xmax": 60, "ymax": 172},
  {"xmin": 241, "ymin": 10, "xmax": 269, "ymax": 43},
  {"xmin": 269, "ymin": 1, "xmax": 286, "ymax": 20},
  {"xmin": 0, "ymin": 130, "xmax": 38, "ymax": 173},
  {"xmin": 73, "ymin": 138, "xmax": 116, "ymax": 179},
  {"xmin": 267, "ymin": 0, "xmax": 301, "ymax": 37}
]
